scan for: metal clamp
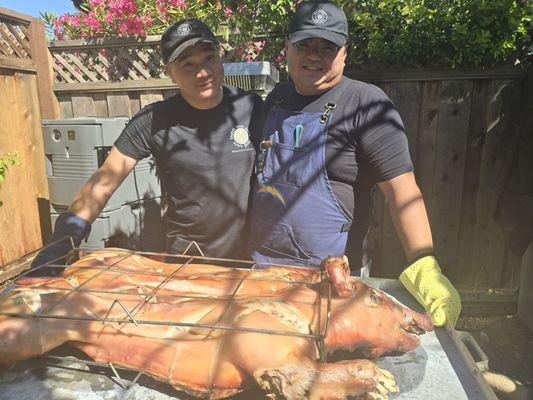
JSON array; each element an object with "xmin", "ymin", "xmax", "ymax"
[{"xmin": 320, "ymin": 102, "xmax": 336, "ymax": 124}]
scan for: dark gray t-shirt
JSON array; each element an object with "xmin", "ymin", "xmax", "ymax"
[
  {"xmin": 264, "ymin": 76, "xmax": 413, "ymax": 268},
  {"xmin": 115, "ymin": 85, "xmax": 263, "ymax": 258}
]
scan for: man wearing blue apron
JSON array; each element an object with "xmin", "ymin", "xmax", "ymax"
[{"xmin": 249, "ymin": 0, "xmax": 461, "ymax": 328}]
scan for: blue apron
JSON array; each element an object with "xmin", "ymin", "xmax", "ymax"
[{"xmin": 249, "ymin": 86, "xmax": 352, "ymax": 267}]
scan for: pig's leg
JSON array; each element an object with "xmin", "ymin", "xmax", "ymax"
[
  {"xmin": 321, "ymin": 256, "xmax": 354, "ymax": 298},
  {"xmin": 253, "ymin": 358, "xmax": 398, "ymax": 400},
  {"xmin": 0, "ymin": 316, "xmax": 45, "ymax": 369}
]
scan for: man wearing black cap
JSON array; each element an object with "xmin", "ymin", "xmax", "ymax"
[
  {"xmin": 248, "ymin": 0, "xmax": 461, "ymax": 327},
  {"xmin": 33, "ymin": 18, "xmax": 263, "ymax": 270}
]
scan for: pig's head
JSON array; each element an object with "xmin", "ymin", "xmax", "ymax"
[{"xmin": 324, "ymin": 279, "xmax": 433, "ymax": 358}]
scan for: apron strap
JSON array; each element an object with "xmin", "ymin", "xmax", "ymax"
[{"xmin": 319, "ymin": 79, "xmax": 351, "ymax": 124}]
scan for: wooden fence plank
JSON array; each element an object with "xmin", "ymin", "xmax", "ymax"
[
  {"xmin": 28, "ymin": 19, "xmax": 60, "ymax": 119},
  {"xmin": 0, "ymin": 73, "xmax": 25, "ymax": 263},
  {"xmin": 71, "ymin": 93, "xmax": 96, "ymax": 117},
  {"xmin": 58, "ymin": 93, "xmax": 73, "ymax": 118},
  {"xmin": 470, "ymin": 80, "xmax": 511, "ymax": 289},
  {"xmin": 0, "ymin": 55, "xmax": 34, "ymax": 72},
  {"xmin": 129, "ymin": 93, "xmax": 140, "ymax": 116},
  {"xmin": 457, "ymin": 80, "xmax": 489, "ymax": 287},
  {"xmin": 140, "ymin": 91, "xmax": 163, "ymax": 108},
  {"xmin": 107, "ymin": 91, "xmax": 131, "ymax": 117},
  {"xmin": 54, "ymin": 78, "xmax": 174, "ymax": 93},
  {"xmin": 0, "ymin": 72, "xmax": 46, "ymax": 264},
  {"xmin": 415, "ymin": 81, "xmax": 440, "ymax": 199},
  {"xmin": 19, "ymin": 72, "xmax": 49, "ymax": 199},
  {"xmin": 389, "ymin": 82, "xmax": 421, "ymax": 164},
  {"xmin": 430, "ymin": 80, "xmax": 472, "ymax": 280},
  {"xmin": 93, "ymin": 92, "xmax": 108, "ymax": 116},
  {"xmin": 0, "ymin": 6, "xmax": 33, "ymax": 23}
]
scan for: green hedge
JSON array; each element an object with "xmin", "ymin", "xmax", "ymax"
[
  {"xmin": 343, "ymin": 0, "xmax": 531, "ymax": 69},
  {"xmin": 50, "ymin": 0, "xmax": 532, "ymax": 69}
]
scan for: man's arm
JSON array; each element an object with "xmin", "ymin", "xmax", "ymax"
[
  {"xmin": 68, "ymin": 146, "xmax": 138, "ymax": 222},
  {"xmin": 377, "ymin": 171, "xmax": 461, "ymax": 327},
  {"xmin": 377, "ymin": 171, "xmax": 433, "ymax": 260},
  {"xmin": 30, "ymin": 147, "xmax": 138, "ymax": 275}
]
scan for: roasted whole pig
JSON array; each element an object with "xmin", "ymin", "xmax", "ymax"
[{"xmin": 0, "ymin": 249, "xmax": 433, "ymax": 400}]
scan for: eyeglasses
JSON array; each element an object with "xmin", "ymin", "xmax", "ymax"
[{"xmin": 293, "ymin": 42, "xmax": 341, "ymax": 59}]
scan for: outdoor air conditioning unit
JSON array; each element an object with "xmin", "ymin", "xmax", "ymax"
[
  {"xmin": 223, "ymin": 62, "xmax": 279, "ymax": 98},
  {"xmin": 41, "ymin": 117, "xmax": 163, "ymax": 251}
]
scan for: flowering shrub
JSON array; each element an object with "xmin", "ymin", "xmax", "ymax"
[{"xmin": 47, "ymin": 0, "xmax": 530, "ymax": 69}]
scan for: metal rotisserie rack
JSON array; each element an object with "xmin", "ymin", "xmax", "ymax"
[{"xmin": 0, "ymin": 239, "xmax": 333, "ymax": 389}]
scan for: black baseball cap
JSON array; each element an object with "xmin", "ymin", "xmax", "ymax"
[
  {"xmin": 160, "ymin": 18, "xmax": 219, "ymax": 64},
  {"xmin": 288, "ymin": 1, "xmax": 348, "ymax": 47}
]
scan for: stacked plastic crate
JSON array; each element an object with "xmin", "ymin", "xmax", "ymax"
[{"xmin": 42, "ymin": 117, "xmax": 163, "ymax": 251}]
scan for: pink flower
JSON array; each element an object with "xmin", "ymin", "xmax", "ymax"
[
  {"xmin": 83, "ymin": 14, "xmax": 102, "ymax": 31},
  {"xmin": 170, "ymin": 0, "xmax": 186, "ymax": 8},
  {"xmin": 70, "ymin": 15, "xmax": 80, "ymax": 28},
  {"xmin": 89, "ymin": 0, "xmax": 104, "ymax": 7},
  {"xmin": 224, "ymin": 7, "xmax": 233, "ymax": 15}
]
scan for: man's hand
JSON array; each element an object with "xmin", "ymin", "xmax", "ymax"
[
  {"xmin": 399, "ymin": 255, "xmax": 461, "ymax": 327},
  {"xmin": 30, "ymin": 212, "xmax": 91, "ymax": 276}
]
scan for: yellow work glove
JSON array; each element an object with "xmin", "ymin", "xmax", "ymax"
[{"xmin": 399, "ymin": 255, "xmax": 461, "ymax": 327}]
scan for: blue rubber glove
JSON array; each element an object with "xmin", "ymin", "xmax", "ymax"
[{"xmin": 30, "ymin": 212, "xmax": 91, "ymax": 276}]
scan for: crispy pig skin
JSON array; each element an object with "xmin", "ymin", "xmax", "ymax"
[{"xmin": 0, "ymin": 249, "xmax": 432, "ymax": 400}]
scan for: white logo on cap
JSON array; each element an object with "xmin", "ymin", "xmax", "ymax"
[
  {"xmin": 311, "ymin": 10, "xmax": 328, "ymax": 24},
  {"xmin": 177, "ymin": 23, "xmax": 192, "ymax": 35}
]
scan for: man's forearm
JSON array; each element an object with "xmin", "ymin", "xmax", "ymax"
[
  {"xmin": 67, "ymin": 146, "xmax": 138, "ymax": 223},
  {"xmin": 68, "ymin": 169, "xmax": 119, "ymax": 223},
  {"xmin": 378, "ymin": 172, "xmax": 434, "ymax": 262}
]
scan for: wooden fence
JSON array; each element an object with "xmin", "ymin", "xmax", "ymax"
[
  {"xmin": 44, "ymin": 37, "xmax": 525, "ymax": 291},
  {"xmin": 0, "ymin": 8, "xmax": 58, "ymax": 265},
  {"xmin": 346, "ymin": 69, "xmax": 523, "ymax": 293}
]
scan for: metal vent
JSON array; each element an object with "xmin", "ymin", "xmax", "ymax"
[
  {"xmin": 52, "ymin": 154, "xmax": 97, "ymax": 178},
  {"xmin": 223, "ymin": 62, "xmax": 279, "ymax": 96}
]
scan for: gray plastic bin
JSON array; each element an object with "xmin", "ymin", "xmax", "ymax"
[
  {"xmin": 42, "ymin": 117, "xmax": 163, "ymax": 252},
  {"xmin": 42, "ymin": 117, "xmax": 160, "ymax": 212}
]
